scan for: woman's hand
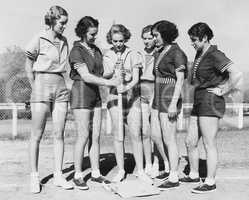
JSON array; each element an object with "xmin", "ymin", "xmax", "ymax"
[
  {"xmin": 206, "ymin": 87, "xmax": 223, "ymax": 96},
  {"xmin": 108, "ymin": 76, "xmax": 121, "ymax": 87},
  {"xmin": 168, "ymin": 103, "xmax": 178, "ymax": 122},
  {"xmin": 117, "ymin": 85, "xmax": 128, "ymax": 94}
]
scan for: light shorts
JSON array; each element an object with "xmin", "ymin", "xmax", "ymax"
[
  {"xmin": 30, "ymin": 72, "xmax": 69, "ymax": 103},
  {"xmin": 140, "ymin": 80, "xmax": 154, "ymax": 105}
]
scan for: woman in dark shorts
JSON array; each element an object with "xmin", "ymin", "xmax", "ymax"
[
  {"xmin": 103, "ymin": 24, "xmax": 152, "ymax": 184},
  {"xmin": 25, "ymin": 6, "xmax": 73, "ymax": 193},
  {"xmin": 151, "ymin": 20, "xmax": 187, "ymax": 190},
  {"xmin": 182, "ymin": 22, "xmax": 242, "ymax": 194},
  {"xmin": 69, "ymin": 16, "xmax": 119, "ymax": 190}
]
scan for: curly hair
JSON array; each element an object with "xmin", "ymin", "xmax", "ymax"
[
  {"xmin": 151, "ymin": 20, "xmax": 178, "ymax": 44},
  {"xmin": 106, "ymin": 24, "xmax": 131, "ymax": 44},
  {"xmin": 75, "ymin": 16, "xmax": 99, "ymax": 40},
  {"xmin": 188, "ymin": 22, "xmax": 214, "ymax": 41},
  {"xmin": 141, "ymin": 25, "xmax": 152, "ymax": 38},
  {"xmin": 44, "ymin": 5, "xmax": 68, "ymax": 26}
]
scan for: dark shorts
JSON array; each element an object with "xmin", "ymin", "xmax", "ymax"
[
  {"xmin": 191, "ymin": 89, "xmax": 225, "ymax": 118},
  {"xmin": 70, "ymin": 80, "xmax": 102, "ymax": 109},
  {"xmin": 152, "ymin": 81, "xmax": 182, "ymax": 113},
  {"xmin": 140, "ymin": 80, "xmax": 154, "ymax": 104}
]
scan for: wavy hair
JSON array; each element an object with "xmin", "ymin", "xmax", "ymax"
[
  {"xmin": 188, "ymin": 22, "xmax": 214, "ymax": 41},
  {"xmin": 151, "ymin": 20, "xmax": 178, "ymax": 44},
  {"xmin": 106, "ymin": 24, "xmax": 131, "ymax": 44},
  {"xmin": 44, "ymin": 5, "xmax": 68, "ymax": 26},
  {"xmin": 75, "ymin": 16, "xmax": 99, "ymax": 40}
]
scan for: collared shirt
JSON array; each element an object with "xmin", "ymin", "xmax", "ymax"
[
  {"xmin": 25, "ymin": 30, "xmax": 69, "ymax": 73},
  {"xmin": 103, "ymin": 46, "xmax": 142, "ymax": 81},
  {"xmin": 139, "ymin": 49, "xmax": 155, "ymax": 81},
  {"xmin": 153, "ymin": 43, "xmax": 188, "ymax": 80},
  {"xmin": 192, "ymin": 45, "xmax": 232, "ymax": 90}
]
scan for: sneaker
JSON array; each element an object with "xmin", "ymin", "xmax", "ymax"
[
  {"xmin": 150, "ymin": 165, "xmax": 160, "ymax": 178},
  {"xmin": 155, "ymin": 172, "xmax": 169, "ymax": 182},
  {"xmin": 112, "ymin": 170, "xmax": 125, "ymax": 183},
  {"xmin": 179, "ymin": 176, "xmax": 200, "ymax": 183},
  {"xmin": 158, "ymin": 180, "xmax": 179, "ymax": 190},
  {"xmin": 191, "ymin": 183, "xmax": 216, "ymax": 194},
  {"xmin": 30, "ymin": 173, "xmax": 41, "ymax": 194},
  {"xmin": 91, "ymin": 176, "xmax": 111, "ymax": 184},
  {"xmin": 137, "ymin": 171, "xmax": 154, "ymax": 185},
  {"xmin": 73, "ymin": 177, "xmax": 89, "ymax": 190},
  {"xmin": 53, "ymin": 174, "xmax": 74, "ymax": 190}
]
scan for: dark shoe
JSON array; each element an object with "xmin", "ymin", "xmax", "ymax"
[
  {"xmin": 73, "ymin": 177, "xmax": 89, "ymax": 190},
  {"xmin": 155, "ymin": 172, "xmax": 169, "ymax": 182},
  {"xmin": 179, "ymin": 176, "xmax": 200, "ymax": 183},
  {"xmin": 191, "ymin": 183, "xmax": 216, "ymax": 194},
  {"xmin": 91, "ymin": 176, "xmax": 111, "ymax": 184},
  {"xmin": 158, "ymin": 181, "xmax": 179, "ymax": 190}
]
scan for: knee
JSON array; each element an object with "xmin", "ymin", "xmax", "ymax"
[
  {"xmin": 151, "ymin": 133, "xmax": 162, "ymax": 144},
  {"xmin": 31, "ymin": 129, "xmax": 43, "ymax": 142},
  {"xmin": 91, "ymin": 134, "xmax": 100, "ymax": 144},
  {"xmin": 142, "ymin": 130, "xmax": 150, "ymax": 140},
  {"xmin": 185, "ymin": 137, "xmax": 198, "ymax": 149}
]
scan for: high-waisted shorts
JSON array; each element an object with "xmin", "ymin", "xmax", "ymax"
[
  {"xmin": 191, "ymin": 89, "xmax": 225, "ymax": 118},
  {"xmin": 140, "ymin": 80, "xmax": 154, "ymax": 105},
  {"xmin": 70, "ymin": 80, "xmax": 102, "ymax": 109},
  {"xmin": 31, "ymin": 72, "xmax": 69, "ymax": 103},
  {"xmin": 152, "ymin": 77, "xmax": 182, "ymax": 113}
]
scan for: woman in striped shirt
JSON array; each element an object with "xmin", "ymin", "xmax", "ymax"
[
  {"xmin": 69, "ymin": 16, "xmax": 119, "ymax": 190},
  {"xmin": 183, "ymin": 22, "xmax": 242, "ymax": 194}
]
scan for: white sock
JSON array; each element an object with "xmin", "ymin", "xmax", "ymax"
[
  {"xmin": 189, "ymin": 171, "xmax": 199, "ymax": 179},
  {"xmin": 152, "ymin": 162, "xmax": 159, "ymax": 169},
  {"xmin": 145, "ymin": 164, "xmax": 152, "ymax": 170},
  {"xmin": 92, "ymin": 169, "xmax": 101, "ymax": 178},
  {"xmin": 205, "ymin": 177, "xmax": 215, "ymax": 185},
  {"xmin": 164, "ymin": 161, "xmax": 170, "ymax": 173},
  {"xmin": 74, "ymin": 172, "xmax": 84, "ymax": 179},
  {"xmin": 138, "ymin": 170, "xmax": 145, "ymax": 175},
  {"xmin": 168, "ymin": 171, "xmax": 179, "ymax": 182}
]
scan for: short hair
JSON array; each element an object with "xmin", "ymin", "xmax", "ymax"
[
  {"xmin": 44, "ymin": 5, "xmax": 68, "ymax": 26},
  {"xmin": 141, "ymin": 25, "xmax": 152, "ymax": 38},
  {"xmin": 188, "ymin": 22, "xmax": 214, "ymax": 41},
  {"xmin": 106, "ymin": 24, "xmax": 131, "ymax": 44},
  {"xmin": 151, "ymin": 20, "xmax": 178, "ymax": 44},
  {"xmin": 75, "ymin": 16, "xmax": 99, "ymax": 40}
]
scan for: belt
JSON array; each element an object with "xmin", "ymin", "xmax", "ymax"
[{"xmin": 155, "ymin": 77, "xmax": 175, "ymax": 84}]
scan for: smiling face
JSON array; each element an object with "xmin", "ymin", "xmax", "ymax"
[
  {"xmin": 142, "ymin": 31, "xmax": 155, "ymax": 50},
  {"xmin": 84, "ymin": 26, "xmax": 98, "ymax": 44},
  {"xmin": 152, "ymin": 29, "xmax": 164, "ymax": 48},
  {"xmin": 53, "ymin": 15, "xmax": 68, "ymax": 35},
  {"xmin": 189, "ymin": 35, "xmax": 207, "ymax": 51},
  {"xmin": 111, "ymin": 33, "xmax": 125, "ymax": 52}
]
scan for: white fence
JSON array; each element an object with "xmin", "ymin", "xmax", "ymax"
[{"xmin": 0, "ymin": 103, "xmax": 248, "ymax": 138}]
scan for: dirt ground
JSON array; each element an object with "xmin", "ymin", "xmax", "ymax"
[{"xmin": 0, "ymin": 128, "xmax": 249, "ymax": 200}]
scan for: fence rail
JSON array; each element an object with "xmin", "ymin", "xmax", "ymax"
[{"xmin": 1, "ymin": 103, "xmax": 249, "ymax": 138}]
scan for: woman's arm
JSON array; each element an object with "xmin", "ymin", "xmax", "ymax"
[
  {"xmin": 76, "ymin": 63, "xmax": 119, "ymax": 87},
  {"xmin": 117, "ymin": 67, "xmax": 140, "ymax": 93},
  {"xmin": 25, "ymin": 58, "xmax": 35, "ymax": 85},
  {"xmin": 207, "ymin": 64, "xmax": 243, "ymax": 96}
]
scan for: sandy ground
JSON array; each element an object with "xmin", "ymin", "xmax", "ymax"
[{"xmin": 0, "ymin": 129, "xmax": 249, "ymax": 200}]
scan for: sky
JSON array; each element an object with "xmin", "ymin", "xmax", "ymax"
[{"xmin": 0, "ymin": 0, "xmax": 249, "ymax": 72}]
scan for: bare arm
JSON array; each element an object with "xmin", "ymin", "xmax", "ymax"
[
  {"xmin": 76, "ymin": 63, "xmax": 119, "ymax": 87},
  {"xmin": 25, "ymin": 58, "xmax": 35, "ymax": 85},
  {"xmin": 170, "ymin": 71, "xmax": 185, "ymax": 106},
  {"xmin": 207, "ymin": 64, "xmax": 243, "ymax": 96}
]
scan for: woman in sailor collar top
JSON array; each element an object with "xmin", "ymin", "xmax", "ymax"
[
  {"xmin": 103, "ymin": 24, "xmax": 153, "ymax": 184},
  {"xmin": 182, "ymin": 22, "xmax": 242, "ymax": 194},
  {"xmin": 69, "ymin": 16, "xmax": 119, "ymax": 189},
  {"xmin": 151, "ymin": 20, "xmax": 188, "ymax": 190},
  {"xmin": 25, "ymin": 6, "xmax": 73, "ymax": 193}
]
